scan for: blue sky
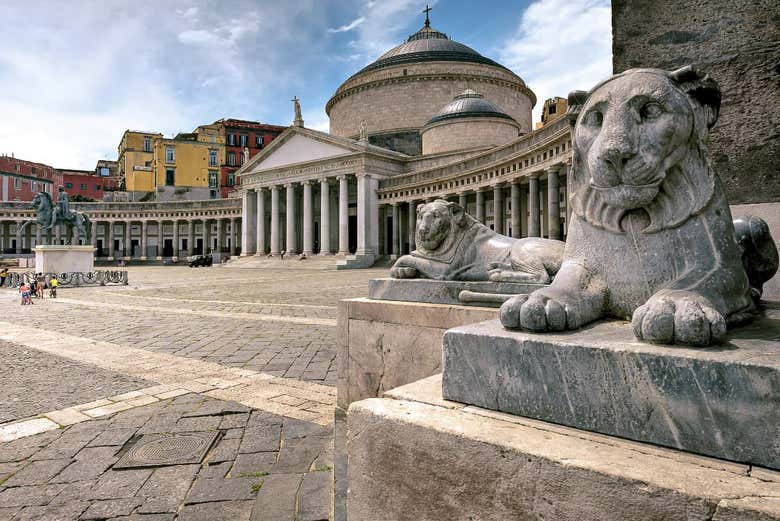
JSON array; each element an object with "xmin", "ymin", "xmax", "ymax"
[{"xmin": 0, "ymin": 0, "xmax": 611, "ymax": 169}]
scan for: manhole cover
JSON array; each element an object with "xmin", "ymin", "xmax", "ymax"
[{"xmin": 114, "ymin": 432, "xmax": 220, "ymax": 469}]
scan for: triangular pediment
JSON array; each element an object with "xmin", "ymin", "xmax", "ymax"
[{"xmin": 249, "ymin": 132, "xmax": 355, "ymax": 171}]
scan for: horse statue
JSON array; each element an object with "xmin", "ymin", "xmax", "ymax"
[{"xmin": 18, "ymin": 191, "xmax": 91, "ymax": 245}]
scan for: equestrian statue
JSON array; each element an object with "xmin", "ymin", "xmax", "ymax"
[{"xmin": 19, "ymin": 186, "xmax": 91, "ymax": 245}]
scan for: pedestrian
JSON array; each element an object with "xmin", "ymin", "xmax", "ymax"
[
  {"xmin": 29, "ymin": 278, "xmax": 37, "ymax": 298},
  {"xmin": 19, "ymin": 283, "xmax": 32, "ymax": 305},
  {"xmin": 49, "ymin": 275, "xmax": 58, "ymax": 298},
  {"xmin": 0, "ymin": 268, "xmax": 8, "ymax": 287},
  {"xmin": 280, "ymin": 250, "xmax": 286, "ymax": 260},
  {"xmin": 36, "ymin": 272, "xmax": 45, "ymax": 298}
]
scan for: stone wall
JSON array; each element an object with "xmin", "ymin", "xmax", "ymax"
[
  {"xmin": 368, "ymin": 131, "xmax": 422, "ymax": 156},
  {"xmin": 421, "ymin": 118, "xmax": 520, "ymax": 155},
  {"xmin": 612, "ymin": 0, "xmax": 780, "ymax": 204}
]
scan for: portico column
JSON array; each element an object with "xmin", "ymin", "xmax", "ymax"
[
  {"xmin": 408, "ymin": 201, "xmax": 416, "ymax": 251},
  {"xmin": 90, "ymin": 221, "xmax": 97, "ymax": 248},
  {"xmin": 124, "ymin": 221, "xmax": 131, "ymax": 257},
  {"xmin": 202, "ymin": 219, "xmax": 210, "ymax": 254},
  {"xmin": 173, "ymin": 220, "xmax": 180, "ymax": 257},
  {"xmin": 15, "ymin": 223, "xmax": 22, "ymax": 254},
  {"xmin": 108, "ymin": 221, "xmax": 115, "ymax": 258},
  {"xmin": 511, "ymin": 181, "xmax": 522, "ymax": 238},
  {"xmin": 270, "ymin": 186, "xmax": 281, "ymax": 256},
  {"xmin": 493, "ymin": 184, "xmax": 504, "ymax": 235},
  {"xmin": 285, "ymin": 183, "xmax": 297, "ymax": 254},
  {"xmin": 338, "ymin": 175, "xmax": 349, "ymax": 255},
  {"xmin": 187, "ymin": 220, "xmax": 195, "ymax": 256},
  {"xmin": 476, "ymin": 188, "xmax": 486, "ymax": 224},
  {"xmin": 156, "ymin": 220, "xmax": 164, "ymax": 258},
  {"xmin": 529, "ymin": 174, "xmax": 540, "ymax": 237},
  {"xmin": 302, "ymin": 180, "xmax": 313, "ymax": 255},
  {"xmin": 255, "ymin": 189, "xmax": 265, "ymax": 255},
  {"xmin": 356, "ymin": 173, "xmax": 377, "ymax": 256},
  {"xmin": 240, "ymin": 189, "xmax": 256, "ymax": 256},
  {"xmin": 319, "ymin": 178, "xmax": 331, "ymax": 255},
  {"xmin": 215, "ymin": 219, "xmax": 224, "ymax": 254},
  {"xmin": 141, "ymin": 221, "xmax": 148, "ymax": 259},
  {"xmin": 391, "ymin": 203, "xmax": 399, "ymax": 259},
  {"xmin": 547, "ymin": 166, "xmax": 561, "ymax": 240},
  {"xmin": 458, "ymin": 192, "xmax": 467, "ymax": 209}
]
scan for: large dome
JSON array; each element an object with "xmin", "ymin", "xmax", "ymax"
[
  {"xmin": 351, "ymin": 26, "xmax": 508, "ymax": 78},
  {"xmin": 326, "ymin": 17, "xmax": 535, "ymax": 156}
]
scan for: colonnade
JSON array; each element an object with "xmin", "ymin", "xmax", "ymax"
[
  {"xmin": 0, "ymin": 217, "xmax": 241, "ymax": 259},
  {"xmin": 241, "ymin": 174, "xmax": 379, "ymax": 257},
  {"xmin": 381, "ymin": 164, "xmax": 566, "ymax": 257}
]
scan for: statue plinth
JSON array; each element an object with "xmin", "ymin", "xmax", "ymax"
[{"xmin": 34, "ymin": 245, "xmax": 95, "ymax": 274}]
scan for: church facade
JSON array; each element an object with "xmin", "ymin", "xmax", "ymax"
[{"xmin": 237, "ymin": 18, "xmax": 572, "ymax": 267}]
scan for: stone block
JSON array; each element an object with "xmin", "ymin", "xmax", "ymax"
[
  {"xmin": 442, "ymin": 305, "xmax": 780, "ymax": 470},
  {"xmin": 368, "ymin": 278, "xmax": 544, "ymax": 307},
  {"xmin": 34, "ymin": 245, "xmax": 95, "ymax": 274},
  {"xmin": 348, "ymin": 376, "xmax": 780, "ymax": 521}
]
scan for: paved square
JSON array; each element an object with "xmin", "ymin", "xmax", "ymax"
[{"xmin": 0, "ymin": 263, "xmax": 385, "ymax": 520}]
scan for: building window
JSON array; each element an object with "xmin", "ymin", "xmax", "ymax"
[
  {"xmin": 227, "ymin": 151, "xmax": 236, "ymax": 166},
  {"xmin": 210, "ymin": 189, "xmax": 218, "ymax": 199},
  {"xmin": 227, "ymin": 134, "xmax": 236, "ymax": 146},
  {"xmin": 208, "ymin": 170, "xmax": 218, "ymax": 188},
  {"xmin": 239, "ymin": 134, "xmax": 248, "ymax": 147},
  {"xmin": 165, "ymin": 146, "xmax": 175, "ymax": 164},
  {"xmin": 64, "ymin": 182, "xmax": 73, "ymax": 189},
  {"xmin": 255, "ymin": 135, "xmax": 264, "ymax": 147},
  {"xmin": 144, "ymin": 137, "xmax": 152, "ymax": 152},
  {"xmin": 226, "ymin": 173, "xmax": 235, "ymax": 186},
  {"xmin": 165, "ymin": 169, "xmax": 175, "ymax": 186},
  {"xmin": 80, "ymin": 183, "xmax": 87, "ymax": 190},
  {"xmin": 31, "ymin": 167, "xmax": 36, "ymax": 174},
  {"xmin": 96, "ymin": 184, "xmax": 101, "ymax": 190},
  {"xmin": 208, "ymin": 149, "xmax": 218, "ymax": 166}
]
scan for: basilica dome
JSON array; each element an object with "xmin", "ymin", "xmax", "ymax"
[
  {"xmin": 326, "ymin": 18, "xmax": 535, "ymax": 156},
  {"xmin": 421, "ymin": 90, "xmax": 521, "ymax": 155}
]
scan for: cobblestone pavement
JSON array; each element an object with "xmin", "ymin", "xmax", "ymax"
[{"xmin": 0, "ymin": 264, "xmax": 386, "ymax": 520}]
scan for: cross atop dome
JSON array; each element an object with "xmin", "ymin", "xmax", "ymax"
[{"xmin": 423, "ymin": 4, "xmax": 432, "ymax": 27}]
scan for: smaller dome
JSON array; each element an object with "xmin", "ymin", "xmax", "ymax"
[{"xmin": 425, "ymin": 90, "xmax": 516, "ymax": 126}]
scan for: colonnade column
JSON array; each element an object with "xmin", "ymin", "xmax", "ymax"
[
  {"xmin": 123, "ymin": 222, "xmax": 130, "ymax": 257},
  {"xmin": 320, "ymin": 178, "xmax": 331, "ymax": 255},
  {"xmin": 476, "ymin": 188, "xmax": 485, "ymax": 224},
  {"xmin": 528, "ymin": 174, "xmax": 540, "ymax": 237},
  {"xmin": 215, "ymin": 219, "xmax": 224, "ymax": 255},
  {"xmin": 458, "ymin": 192, "xmax": 467, "ymax": 209},
  {"xmin": 108, "ymin": 222, "xmax": 115, "ymax": 258},
  {"xmin": 187, "ymin": 221, "xmax": 195, "ymax": 256},
  {"xmin": 408, "ymin": 201, "xmax": 416, "ymax": 252},
  {"xmin": 270, "ymin": 186, "xmax": 281, "ymax": 256},
  {"xmin": 156, "ymin": 221, "xmax": 164, "ymax": 258},
  {"xmin": 202, "ymin": 219, "xmax": 210, "ymax": 254},
  {"xmin": 15, "ymin": 223, "xmax": 22, "ymax": 254},
  {"xmin": 356, "ymin": 173, "xmax": 377, "ymax": 256},
  {"xmin": 35, "ymin": 224, "xmax": 42, "ymax": 248},
  {"xmin": 173, "ymin": 220, "xmax": 180, "ymax": 257},
  {"xmin": 255, "ymin": 189, "xmax": 265, "ymax": 255},
  {"xmin": 285, "ymin": 183, "xmax": 297, "ymax": 255},
  {"xmin": 240, "ymin": 189, "xmax": 256, "ymax": 256},
  {"xmin": 302, "ymin": 180, "xmax": 313, "ymax": 255},
  {"xmin": 338, "ymin": 175, "xmax": 349, "ymax": 255},
  {"xmin": 141, "ymin": 221, "xmax": 148, "ymax": 259},
  {"xmin": 90, "ymin": 221, "xmax": 97, "ymax": 249},
  {"xmin": 229, "ymin": 218, "xmax": 238, "ymax": 256},
  {"xmin": 493, "ymin": 184, "xmax": 504, "ymax": 235},
  {"xmin": 510, "ymin": 182, "xmax": 521, "ymax": 239},
  {"xmin": 391, "ymin": 203, "xmax": 399, "ymax": 259},
  {"xmin": 547, "ymin": 166, "xmax": 561, "ymax": 240}
]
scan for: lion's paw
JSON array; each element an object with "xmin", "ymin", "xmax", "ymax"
[
  {"xmin": 390, "ymin": 266, "xmax": 418, "ymax": 279},
  {"xmin": 500, "ymin": 291, "xmax": 580, "ymax": 331},
  {"xmin": 632, "ymin": 290, "xmax": 726, "ymax": 346}
]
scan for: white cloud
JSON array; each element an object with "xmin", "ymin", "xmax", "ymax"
[
  {"xmin": 328, "ymin": 16, "xmax": 366, "ymax": 33},
  {"xmin": 499, "ymin": 0, "xmax": 612, "ymax": 123}
]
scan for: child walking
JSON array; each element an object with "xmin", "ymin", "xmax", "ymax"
[
  {"xmin": 49, "ymin": 276, "xmax": 58, "ymax": 298},
  {"xmin": 19, "ymin": 283, "xmax": 33, "ymax": 305}
]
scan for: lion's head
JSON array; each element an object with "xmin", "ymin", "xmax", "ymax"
[
  {"xmin": 567, "ymin": 66, "xmax": 721, "ymax": 233},
  {"xmin": 415, "ymin": 199, "xmax": 473, "ymax": 255}
]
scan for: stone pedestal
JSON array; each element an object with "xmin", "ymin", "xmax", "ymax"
[
  {"xmin": 368, "ymin": 278, "xmax": 546, "ymax": 307},
  {"xmin": 347, "ymin": 375, "xmax": 780, "ymax": 521},
  {"xmin": 335, "ymin": 297, "xmax": 498, "ymax": 521},
  {"xmin": 442, "ymin": 304, "xmax": 780, "ymax": 470},
  {"xmin": 34, "ymin": 245, "xmax": 95, "ymax": 274}
]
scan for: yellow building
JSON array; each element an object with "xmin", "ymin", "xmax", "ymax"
[
  {"xmin": 151, "ymin": 131, "xmax": 225, "ymax": 201},
  {"xmin": 534, "ymin": 97, "xmax": 568, "ymax": 129},
  {"xmin": 117, "ymin": 130, "xmax": 163, "ymax": 194}
]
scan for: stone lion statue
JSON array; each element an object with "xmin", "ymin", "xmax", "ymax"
[
  {"xmin": 500, "ymin": 66, "xmax": 778, "ymax": 346},
  {"xmin": 390, "ymin": 199, "xmax": 565, "ymax": 283}
]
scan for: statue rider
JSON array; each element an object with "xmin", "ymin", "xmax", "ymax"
[{"xmin": 53, "ymin": 186, "xmax": 72, "ymax": 224}]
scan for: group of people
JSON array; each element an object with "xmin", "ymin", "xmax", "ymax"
[{"xmin": 18, "ymin": 273, "xmax": 58, "ymax": 305}]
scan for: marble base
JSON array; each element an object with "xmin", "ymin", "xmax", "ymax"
[
  {"xmin": 34, "ymin": 245, "xmax": 95, "ymax": 274},
  {"xmin": 368, "ymin": 278, "xmax": 546, "ymax": 307},
  {"xmin": 442, "ymin": 303, "xmax": 780, "ymax": 470},
  {"xmin": 347, "ymin": 375, "xmax": 780, "ymax": 521}
]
